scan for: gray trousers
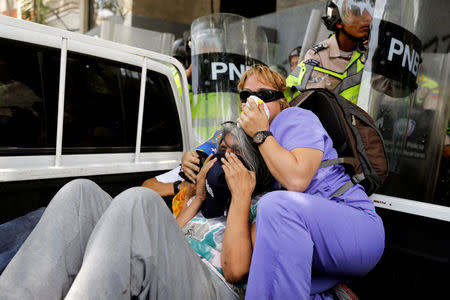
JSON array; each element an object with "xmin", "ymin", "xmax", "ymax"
[{"xmin": 0, "ymin": 179, "xmax": 237, "ymax": 300}]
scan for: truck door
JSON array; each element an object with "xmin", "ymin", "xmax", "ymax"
[{"xmin": 0, "ymin": 16, "xmax": 191, "ymax": 222}]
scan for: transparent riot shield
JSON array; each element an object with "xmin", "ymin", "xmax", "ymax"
[
  {"xmin": 358, "ymin": 0, "xmax": 450, "ymax": 203},
  {"xmin": 99, "ymin": 20, "xmax": 175, "ymax": 55},
  {"xmin": 190, "ymin": 13, "xmax": 269, "ymax": 144}
]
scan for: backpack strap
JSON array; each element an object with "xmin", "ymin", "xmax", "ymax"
[
  {"xmin": 319, "ymin": 158, "xmax": 344, "ymax": 168},
  {"xmin": 320, "ymin": 158, "xmax": 354, "ymax": 196},
  {"xmin": 331, "ymin": 173, "xmax": 366, "ymax": 197},
  {"xmin": 331, "ymin": 180, "xmax": 355, "ymax": 197},
  {"xmin": 320, "ymin": 158, "xmax": 367, "ymax": 197}
]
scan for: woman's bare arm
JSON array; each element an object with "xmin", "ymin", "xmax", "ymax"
[
  {"xmin": 258, "ymin": 138, "xmax": 323, "ymax": 192},
  {"xmin": 176, "ymin": 155, "xmax": 216, "ymax": 228},
  {"xmin": 221, "ymin": 152, "xmax": 255, "ymax": 283},
  {"xmin": 176, "ymin": 193, "xmax": 204, "ymax": 228},
  {"xmin": 141, "ymin": 177, "xmax": 175, "ymax": 196},
  {"xmin": 239, "ymin": 101, "xmax": 323, "ymax": 192}
]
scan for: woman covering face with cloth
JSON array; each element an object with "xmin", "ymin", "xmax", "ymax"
[
  {"xmin": 0, "ymin": 122, "xmax": 271, "ymax": 299},
  {"xmin": 233, "ymin": 65, "xmax": 384, "ymax": 299}
]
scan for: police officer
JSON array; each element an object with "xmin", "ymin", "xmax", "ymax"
[
  {"xmin": 286, "ymin": 0, "xmax": 374, "ymax": 104},
  {"xmin": 172, "ymin": 37, "xmax": 190, "ymax": 69},
  {"xmin": 171, "ymin": 37, "xmax": 192, "ymax": 98},
  {"xmin": 288, "ymin": 46, "xmax": 302, "ymax": 72}
]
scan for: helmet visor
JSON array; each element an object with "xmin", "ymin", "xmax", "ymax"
[{"xmin": 337, "ymin": 0, "xmax": 375, "ymax": 26}]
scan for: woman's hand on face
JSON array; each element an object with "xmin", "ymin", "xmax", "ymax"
[
  {"xmin": 237, "ymin": 100, "xmax": 270, "ymax": 138},
  {"xmin": 181, "ymin": 150, "xmax": 200, "ymax": 183},
  {"xmin": 221, "ymin": 152, "xmax": 256, "ymax": 199},
  {"xmin": 195, "ymin": 154, "xmax": 217, "ymax": 202}
]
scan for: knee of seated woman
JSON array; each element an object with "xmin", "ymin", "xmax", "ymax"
[
  {"xmin": 112, "ymin": 187, "xmax": 166, "ymax": 211},
  {"xmin": 257, "ymin": 191, "xmax": 313, "ymax": 218},
  {"xmin": 56, "ymin": 179, "xmax": 105, "ymax": 204},
  {"xmin": 64, "ymin": 178, "xmax": 98, "ymax": 191}
]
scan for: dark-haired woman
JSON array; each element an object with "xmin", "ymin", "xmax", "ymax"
[{"xmin": 0, "ymin": 124, "xmax": 270, "ymax": 300}]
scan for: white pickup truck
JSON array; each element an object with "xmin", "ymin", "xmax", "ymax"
[{"xmin": 0, "ymin": 15, "xmax": 193, "ymax": 223}]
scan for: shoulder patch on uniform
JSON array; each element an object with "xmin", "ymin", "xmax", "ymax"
[
  {"xmin": 304, "ymin": 59, "xmax": 320, "ymax": 66},
  {"xmin": 311, "ymin": 43, "xmax": 328, "ymax": 53}
]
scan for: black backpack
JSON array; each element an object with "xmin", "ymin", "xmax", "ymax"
[{"xmin": 290, "ymin": 88, "xmax": 389, "ymax": 196}]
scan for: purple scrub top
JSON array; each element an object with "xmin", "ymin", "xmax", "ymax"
[{"xmin": 270, "ymin": 107, "xmax": 374, "ymax": 211}]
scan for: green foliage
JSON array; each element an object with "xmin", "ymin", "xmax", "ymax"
[{"xmin": 20, "ymin": 0, "xmax": 50, "ymax": 24}]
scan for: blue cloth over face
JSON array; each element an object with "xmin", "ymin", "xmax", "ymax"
[
  {"xmin": 201, "ymin": 153, "xmax": 231, "ymax": 218},
  {"xmin": 201, "ymin": 152, "xmax": 248, "ymax": 218}
]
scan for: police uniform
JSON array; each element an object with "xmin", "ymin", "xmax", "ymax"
[
  {"xmin": 171, "ymin": 65, "xmax": 192, "ymax": 100},
  {"xmin": 286, "ymin": 35, "xmax": 365, "ymax": 104}
]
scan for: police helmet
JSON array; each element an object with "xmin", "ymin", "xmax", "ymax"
[
  {"xmin": 322, "ymin": 0, "xmax": 375, "ymax": 31},
  {"xmin": 288, "ymin": 46, "xmax": 302, "ymax": 62},
  {"xmin": 172, "ymin": 38, "xmax": 187, "ymax": 62},
  {"xmin": 322, "ymin": 0, "xmax": 341, "ymax": 32}
]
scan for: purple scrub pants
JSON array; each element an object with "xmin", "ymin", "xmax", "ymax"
[{"xmin": 245, "ymin": 191, "xmax": 384, "ymax": 300}]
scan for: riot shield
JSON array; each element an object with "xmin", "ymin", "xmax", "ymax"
[
  {"xmin": 190, "ymin": 13, "xmax": 268, "ymax": 144},
  {"xmin": 358, "ymin": 0, "xmax": 450, "ymax": 203}
]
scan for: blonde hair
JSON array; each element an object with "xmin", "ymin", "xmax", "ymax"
[{"xmin": 238, "ymin": 64, "xmax": 289, "ymax": 109}]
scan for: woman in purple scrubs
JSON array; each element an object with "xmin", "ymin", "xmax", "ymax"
[{"xmin": 236, "ymin": 65, "xmax": 384, "ymax": 299}]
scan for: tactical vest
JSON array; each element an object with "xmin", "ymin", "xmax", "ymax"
[
  {"xmin": 172, "ymin": 66, "xmax": 193, "ymax": 100},
  {"xmin": 286, "ymin": 47, "xmax": 365, "ymax": 104}
]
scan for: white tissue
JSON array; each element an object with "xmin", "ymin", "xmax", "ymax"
[{"xmin": 247, "ymin": 95, "xmax": 270, "ymax": 119}]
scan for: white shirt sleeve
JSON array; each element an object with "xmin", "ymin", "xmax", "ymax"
[{"xmin": 155, "ymin": 166, "xmax": 183, "ymax": 183}]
